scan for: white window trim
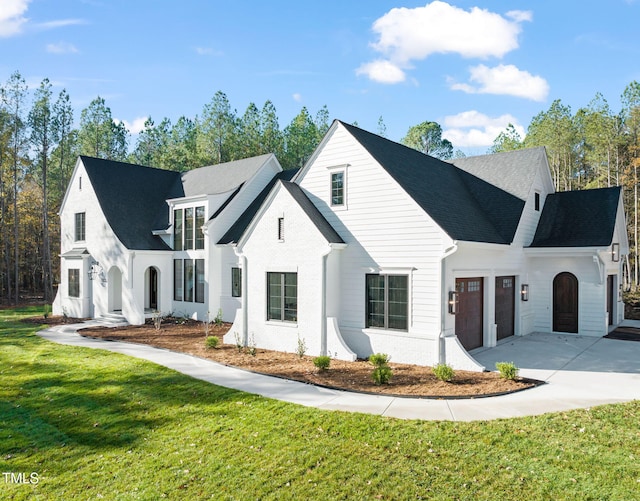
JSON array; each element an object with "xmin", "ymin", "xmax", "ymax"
[{"xmin": 326, "ymin": 164, "xmax": 349, "ymax": 211}]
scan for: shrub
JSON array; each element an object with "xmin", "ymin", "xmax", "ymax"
[
  {"xmin": 296, "ymin": 336, "xmax": 307, "ymax": 358},
  {"xmin": 248, "ymin": 333, "xmax": 257, "ymax": 357},
  {"xmin": 205, "ymin": 336, "xmax": 219, "ymax": 349},
  {"xmin": 369, "ymin": 353, "xmax": 392, "ymax": 385},
  {"xmin": 214, "ymin": 308, "xmax": 224, "ymax": 327},
  {"xmin": 433, "ymin": 363, "xmax": 455, "ymax": 382},
  {"xmin": 43, "ymin": 304, "xmax": 51, "ymax": 319},
  {"xmin": 496, "ymin": 361, "xmax": 519, "ymax": 380},
  {"xmin": 313, "ymin": 356, "xmax": 331, "ymax": 371}
]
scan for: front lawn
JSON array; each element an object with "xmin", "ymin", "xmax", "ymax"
[{"xmin": 1, "ymin": 307, "xmax": 639, "ymax": 500}]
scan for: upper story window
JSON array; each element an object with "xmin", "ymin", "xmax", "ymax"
[
  {"xmin": 331, "ymin": 171, "xmax": 344, "ymax": 206},
  {"xmin": 174, "ymin": 206, "xmax": 205, "ymax": 251},
  {"xmin": 278, "ymin": 217, "xmax": 285, "ymax": 241},
  {"xmin": 75, "ymin": 212, "xmax": 85, "ymax": 241},
  {"xmin": 534, "ymin": 192, "xmax": 540, "ymax": 211}
]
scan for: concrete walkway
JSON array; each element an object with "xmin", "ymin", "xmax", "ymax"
[{"xmin": 38, "ymin": 321, "xmax": 640, "ymax": 422}]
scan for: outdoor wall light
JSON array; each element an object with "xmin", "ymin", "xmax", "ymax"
[
  {"xmin": 448, "ymin": 290, "xmax": 458, "ymax": 314},
  {"xmin": 612, "ymin": 243, "xmax": 620, "ymax": 262},
  {"xmin": 520, "ymin": 284, "xmax": 529, "ymax": 301}
]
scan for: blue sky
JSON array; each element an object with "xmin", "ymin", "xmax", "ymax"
[{"xmin": 2, "ymin": 0, "xmax": 640, "ymax": 154}]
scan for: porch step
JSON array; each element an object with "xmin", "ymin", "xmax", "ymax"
[{"xmin": 94, "ymin": 312, "xmax": 128, "ymax": 326}]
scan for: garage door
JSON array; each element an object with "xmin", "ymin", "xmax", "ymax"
[
  {"xmin": 495, "ymin": 276, "xmax": 515, "ymax": 340},
  {"xmin": 455, "ymin": 277, "xmax": 484, "ymax": 350}
]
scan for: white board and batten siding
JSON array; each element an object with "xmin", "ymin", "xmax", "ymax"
[{"xmin": 297, "ymin": 122, "xmax": 451, "ymax": 365}]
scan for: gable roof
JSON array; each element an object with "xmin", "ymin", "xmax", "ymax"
[
  {"xmin": 218, "ymin": 169, "xmax": 300, "ymax": 244},
  {"xmin": 449, "ymin": 147, "xmax": 547, "ymax": 201},
  {"xmin": 530, "ymin": 186, "xmax": 621, "ymax": 247},
  {"xmin": 81, "ymin": 156, "xmax": 183, "ymax": 250},
  {"xmin": 280, "ymin": 182, "xmax": 344, "ymax": 244},
  {"xmin": 338, "ymin": 121, "xmax": 524, "ymax": 244}
]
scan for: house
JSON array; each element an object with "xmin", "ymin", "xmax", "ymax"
[
  {"xmin": 53, "ymin": 153, "xmax": 290, "ymax": 325},
  {"xmin": 220, "ymin": 121, "xmax": 628, "ymax": 371},
  {"xmin": 54, "ymin": 120, "xmax": 628, "ymax": 371}
]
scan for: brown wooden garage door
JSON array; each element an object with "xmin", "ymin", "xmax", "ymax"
[
  {"xmin": 495, "ymin": 276, "xmax": 515, "ymax": 340},
  {"xmin": 455, "ymin": 277, "xmax": 484, "ymax": 350}
]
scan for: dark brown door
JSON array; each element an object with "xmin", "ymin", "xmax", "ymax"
[
  {"xmin": 495, "ymin": 276, "xmax": 515, "ymax": 340},
  {"xmin": 553, "ymin": 272, "xmax": 578, "ymax": 333},
  {"xmin": 150, "ymin": 268, "xmax": 158, "ymax": 310},
  {"xmin": 455, "ymin": 277, "xmax": 484, "ymax": 350},
  {"xmin": 607, "ymin": 275, "xmax": 614, "ymax": 326}
]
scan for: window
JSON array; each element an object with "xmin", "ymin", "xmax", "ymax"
[
  {"xmin": 331, "ymin": 171, "xmax": 344, "ymax": 206},
  {"xmin": 534, "ymin": 192, "xmax": 540, "ymax": 211},
  {"xmin": 278, "ymin": 217, "xmax": 284, "ymax": 241},
  {"xmin": 174, "ymin": 206, "xmax": 205, "ymax": 250},
  {"xmin": 232, "ymin": 267, "xmax": 242, "ymax": 297},
  {"xmin": 68, "ymin": 269, "xmax": 80, "ymax": 298},
  {"xmin": 173, "ymin": 259, "xmax": 183, "ymax": 301},
  {"xmin": 267, "ymin": 272, "xmax": 297, "ymax": 322},
  {"xmin": 184, "ymin": 259, "xmax": 194, "ymax": 302},
  {"xmin": 195, "ymin": 259, "xmax": 205, "ymax": 303},
  {"xmin": 195, "ymin": 206, "xmax": 205, "ymax": 249},
  {"xmin": 75, "ymin": 212, "xmax": 85, "ymax": 241},
  {"xmin": 174, "ymin": 209, "xmax": 183, "ymax": 250},
  {"xmin": 366, "ymin": 274, "xmax": 408, "ymax": 331}
]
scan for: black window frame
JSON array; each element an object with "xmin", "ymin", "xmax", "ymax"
[
  {"xmin": 366, "ymin": 274, "xmax": 409, "ymax": 331},
  {"xmin": 267, "ymin": 272, "xmax": 297, "ymax": 322},
  {"xmin": 173, "ymin": 209, "xmax": 183, "ymax": 251},
  {"xmin": 68, "ymin": 268, "xmax": 80, "ymax": 298},
  {"xmin": 195, "ymin": 206, "xmax": 205, "ymax": 250},
  {"xmin": 534, "ymin": 192, "xmax": 540, "ymax": 211},
  {"xmin": 75, "ymin": 212, "xmax": 85, "ymax": 242},
  {"xmin": 195, "ymin": 259, "xmax": 205, "ymax": 303},
  {"xmin": 173, "ymin": 259, "xmax": 183, "ymax": 301},
  {"xmin": 231, "ymin": 267, "xmax": 242, "ymax": 298}
]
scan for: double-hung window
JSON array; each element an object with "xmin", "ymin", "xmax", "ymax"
[
  {"xmin": 267, "ymin": 272, "xmax": 297, "ymax": 322},
  {"xmin": 75, "ymin": 212, "xmax": 86, "ymax": 241},
  {"xmin": 331, "ymin": 171, "xmax": 344, "ymax": 206},
  {"xmin": 68, "ymin": 269, "xmax": 80, "ymax": 298},
  {"xmin": 366, "ymin": 274, "xmax": 408, "ymax": 331}
]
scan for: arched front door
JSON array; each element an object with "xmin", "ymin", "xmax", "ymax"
[
  {"xmin": 149, "ymin": 267, "xmax": 158, "ymax": 310},
  {"xmin": 553, "ymin": 272, "xmax": 578, "ymax": 333}
]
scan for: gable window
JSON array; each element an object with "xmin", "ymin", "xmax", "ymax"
[
  {"xmin": 75, "ymin": 212, "xmax": 85, "ymax": 241},
  {"xmin": 185, "ymin": 208, "xmax": 194, "ymax": 250},
  {"xmin": 232, "ymin": 267, "xmax": 242, "ymax": 297},
  {"xmin": 174, "ymin": 206, "xmax": 205, "ymax": 251},
  {"xmin": 331, "ymin": 171, "xmax": 344, "ymax": 206},
  {"xmin": 68, "ymin": 269, "xmax": 80, "ymax": 298},
  {"xmin": 278, "ymin": 217, "xmax": 285, "ymax": 241},
  {"xmin": 267, "ymin": 272, "xmax": 297, "ymax": 322},
  {"xmin": 534, "ymin": 192, "xmax": 540, "ymax": 211},
  {"xmin": 174, "ymin": 209, "xmax": 183, "ymax": 250},
  {"xmin": 195, "ymin": 206, "xmax": 205, "ymax": 249},
  {"xmin": 366, "ymin": 274, "xmax": 408, "ymax": 331}
]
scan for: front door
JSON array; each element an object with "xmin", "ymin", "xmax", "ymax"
[
  {"xmin": 149, "ymin": 268, "xmax": 158, "ymax": 310},
  {"xmin": 455, "ymin": 277, "xmax": 484, "ymax": 350},
  {"xmin": 553, "ymin": 272, "xmax": 578, "ymax": 333},
  {"xmin": 495, "ymin": 276, "xmax": 515, "ymax": 340}
]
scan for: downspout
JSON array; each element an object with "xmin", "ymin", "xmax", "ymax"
[
  {"xmin": 233, "ymin": 246, "xmax": 249, "ymax": 346},
  {"xmin": 320, "ymin": 246, "xmax": 332, "ymax": 356},
  {"xmin": 439, "ymin": 242, "xmax": 458, "ymax": 364}
]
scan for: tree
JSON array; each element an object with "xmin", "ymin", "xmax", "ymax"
[
  {"xmin": 131, "ymin": 117, "xmax": 171, "ymax": 168},
  {"xmin": 197, "ymin": 91, "xmax": 238, "ymax": 165},
  {"xmin": 490, "ymin": 123, "xmax": 523, "ymax": 153},
  {"xmin": 28, "ymin": 78, "xmax": 55, "ymax": 301},
  {"xmin": 238, "ymin": 103, "xmax": 262, "ymax": 159},
  {"xmin": 377, "ymin": 116, "xmax": 387, "ymax": 138},
  {"xmin": 78, "ymin": 96, "xmax": 128, "ymax": 161},
  {"xmin": 401, "ymin": 121, "xmax": 453, "ymax": 160},
  {"xmin": 166, "ymin": 116, "xmax": 198, "ymax": 171},
  {"xmin": 51, "ymin": 88, "xmax": 76, "ymax": 200},
  {"xmin": 282, "ymin": 107, "xmax": 318, "ymax": 169},
  {"xmin": 260, "ymin": 100, "xmax": 283, "ymax": 158}
]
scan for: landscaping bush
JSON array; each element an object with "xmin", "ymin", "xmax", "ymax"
[
  {"xmin": 313, "ymin": 355, "xmax": 331, "ymax": 371},
  {"xmin": 496, "ymin": 361, "xmax": 519, "ymax": 380},
  {"xmin": 433, "ymin": 363, "xmax": 455, "ymax": 382},
  {"xmin": 205, "ymin": 336, "xmax": 219, "ymax": 349},
  {"xmin": 296, "ymin": 336, "xmax": 307, "ymax": 358},
  {"xmin": 369, "ymin": 353, "xmax": 392, "ymax": 385}
]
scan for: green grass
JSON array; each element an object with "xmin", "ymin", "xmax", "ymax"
[{"xmin": 1, "ymin": 306, "xmax": 640, "ymax": 500}]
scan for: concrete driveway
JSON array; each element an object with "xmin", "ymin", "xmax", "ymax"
[{"xmin": 39, "ymin": 322, "xmax": 640, "ymax": 422}]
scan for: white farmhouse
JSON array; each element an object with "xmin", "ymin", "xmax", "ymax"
[{"xmin": 54, "ymin": 120, "xmax": 628, "ymax": 370}]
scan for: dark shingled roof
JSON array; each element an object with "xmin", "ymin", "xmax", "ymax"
[
  {"xmin": 530, "ymin": 186, "xmax": 621, "ymax": 247},
  {"xmin": 81, "ymin": 156, "xmax": 183, "ymax": 250},
  {"xmin": 339, "ymin": 121, "xmax": 524, "ymax": 244},
  {"xmin": 280, "ymin": 182, "xmax": 344, "ymax": 244},
  {"xmin": 218, "ymin": 169, "xmax": 300, "ymax": 244}
]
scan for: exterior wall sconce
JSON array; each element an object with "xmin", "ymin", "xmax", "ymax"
[
  {"xmin": 520, "ymin": 284, "xmax": 529, "ymax": 301},
  {"xmin": 448, "ymin": 290, "xmax": 458, "ymax": 314},
  {"xmin": 612, "ymin": 243, "xmax": 620, "ymax": 262},
  {"xmin": 88, "ymin": 261, "xmax": 106, "ymax": 283}
]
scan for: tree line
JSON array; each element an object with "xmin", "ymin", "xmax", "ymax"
[{"xmin": 2, "ymin": 68, "xmax": 640, "ymax": 305}]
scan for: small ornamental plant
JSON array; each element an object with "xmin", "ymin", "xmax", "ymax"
[
  {"xmin": 153, "ymin": 311, "xmax": 163, "ymax": 332},
  {"xmin": 205, "ymin": 336, "xmax": 219, "ymax": 350},
  {"xmin": 313, "ymin": 356, "xmax": 331, "ymax": 371},
  {"xmin": 296, "ymin": 336, "xmax": 307, "ymax": 358},
  {"xmin": 369, "ymin": 353, "xmax": 392, "ymax": 385},
  {"xmin": 214, "ymin": 308, "xmax": 224, "ymax": 327},
  {"xmin": 234, "ymin": 332, "xmax": 244, "ymax": 352},
  {"xmin": 248, "ymin": 333, "xmax": 257, "ymax": 357},
  {"xmin": 496, "ymin": 361, "xmax": 519, "ymax": 380},
  {"xmin": 433, "ymin": 363, "xmax": 455, "ymax": 382}
]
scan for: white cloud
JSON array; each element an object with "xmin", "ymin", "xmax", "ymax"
[
  {"xmin": 292, "ymin": 93, "xmax": 302, "ymax": 102},
  {"xmin": 357, "ymin": 1, "xmax": 532, "ymax": 83},
  {"xmin": 194, "ymin": 46, "xmax": 223, "ymax": 56},
  {"xmin": 36, "ymin": 18, "xmax": 86, "ymax": 30},
  {"xmin": 442, "ymin": 110, "xmax": 525, "ymax": 148},
  {"xmin": 355, "ymin": 59, "xmax": 406, "ymax": 84},
  {"xmin": 118, "ymin": 116, "xmax": 148, "ymax": 135},
  {"xmin": 450, "ymin": 63, "xmax": 549, "ymax": 101},
  {"xmin": 46, "ymin": 41, "xmax": 79, "ymax": 54},
  {"xmin": 0, "ymin": 0, "xmax": 30, "ymax": 37}
]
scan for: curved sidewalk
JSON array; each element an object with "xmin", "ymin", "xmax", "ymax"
[{"xmin": 38, "ymin": 323, "xmax": 640, "ymax": 422}]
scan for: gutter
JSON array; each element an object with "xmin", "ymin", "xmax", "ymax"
[{"xmin": 233, "ymin": 246, "xmax": 249, "ymax": 346}]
